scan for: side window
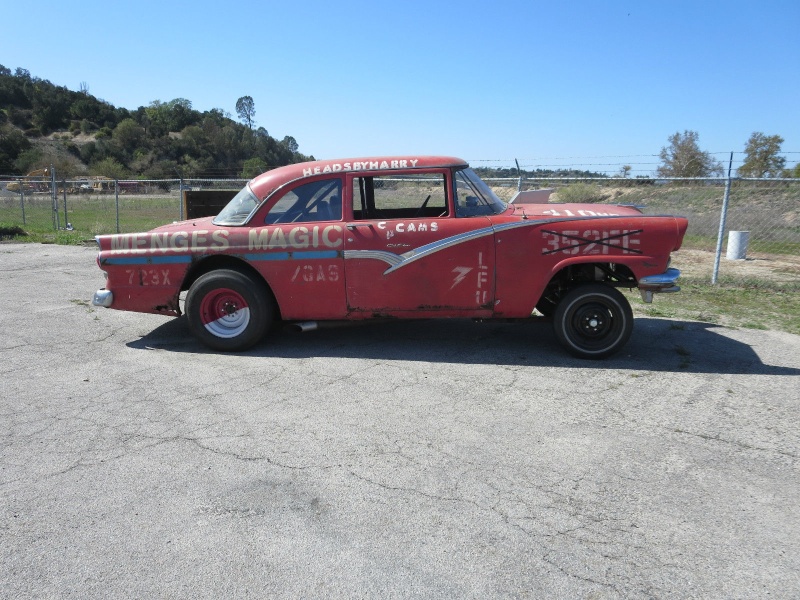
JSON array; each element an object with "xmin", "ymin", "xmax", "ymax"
[
  {"xmin": 266, "ymin": 178, "xmax": 342, "ymax": 224},
  {"xmin": 454, "ymin": 170, "xmax": 496, "ymax": 217},
  {"xmin": 352, "ymin": 173, "xmax": 447, "ymax": 220}
]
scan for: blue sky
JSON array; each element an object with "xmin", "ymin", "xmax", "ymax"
[{"xmin": 2, "ymin": 0, "xmax": 798, "ymax": 174}]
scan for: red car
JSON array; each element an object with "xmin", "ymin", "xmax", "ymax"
[{"xmin": 93, "ymin": 156, "xmax": 688, "ymax": 358}]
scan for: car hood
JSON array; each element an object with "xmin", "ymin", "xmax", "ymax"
[{"xmin": 510, "ymin": 203, "xmax": 644, "ymax": 219}]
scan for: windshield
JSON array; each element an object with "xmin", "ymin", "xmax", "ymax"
[
  {"xmin": 454, "ymin": 168, "xmax": 508, "ymax": 216},
  {"xmin": 213, "ymin": 185, "xmax": 260, "ymax": 226}
]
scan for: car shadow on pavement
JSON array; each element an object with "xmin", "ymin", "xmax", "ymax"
[{"xmin": 127, "ymin": 316, "xmax": 800, "ymax": 376}]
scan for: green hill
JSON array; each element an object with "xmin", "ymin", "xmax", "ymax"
[{"xmin": 0, "ymin": 65, "xmax": 312, "ymax": 179}]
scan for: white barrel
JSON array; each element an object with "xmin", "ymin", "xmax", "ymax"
[{"xmin": 726, "ymin": 231, "xmax": 750, "ymax": 260}]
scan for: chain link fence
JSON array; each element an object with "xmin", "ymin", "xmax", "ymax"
[
  {"xmin": 0, "ymin": 177, "xmax": 246, "ymax": 235},
  {"xmin": 486, "ymin": 176, "xmax": 799, "ymax": 291},
  {"xmin": 1, "ymin": 173, "xmax": 798, "ymax": 290}
]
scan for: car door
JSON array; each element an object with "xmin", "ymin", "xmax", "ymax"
[
  {"xmin": 343, "ymin": 170, "xmax": 496, "ymax": 316},
  {"xmin": 246, "ymin": 177, "xmax": 347, "ymax": 320}
]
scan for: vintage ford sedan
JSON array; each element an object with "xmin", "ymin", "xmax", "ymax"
[{"xmin": 93, "ymin": 156, "xmax": 688, "ymax": 358}]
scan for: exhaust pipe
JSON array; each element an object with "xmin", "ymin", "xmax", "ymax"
[{"xmin": 291, "ymin": 319, "xmax": 392, "ymax": 333}]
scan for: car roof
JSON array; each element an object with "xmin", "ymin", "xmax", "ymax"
[{"xmin": 249, "ymin": 155, "xmax": 469, "ymax": 199}]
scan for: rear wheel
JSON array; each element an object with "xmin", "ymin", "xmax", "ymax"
[
  {"xmin": 186, "ymin": 269, "xmax": 273, "ymax": 351},
  {"xmin": 552, "ymin": 284, "xmax": 633, "ymax": 359}
]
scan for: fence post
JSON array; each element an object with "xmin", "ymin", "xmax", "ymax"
[
  {"xmin": 179, "ymin": 178, "xmax": 185, "ymax": 220},
  {"xmin": 19, "ymin": 184, "xmax": 26, "ymax": 225},
  {"xmin": 115, "ymin": 179, "xmax": 120, "ymax": 234},
  {"xmin": 62, "ymin": 180, "xmax": 68, "ymax": 229},
  {"xmin": 50, "ymin": 164, "xmax": 59, "ymax": 230},
  {"xmin": 712, "ymin": 152, "xmax": 734, "ymax": 285}
]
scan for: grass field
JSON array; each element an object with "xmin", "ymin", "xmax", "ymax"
[
  {"xmin": 632, "ymin": 250, "xmax": 800, "ymax": 336},
  {"xmin": 0, "ymin": 193, "xmax": 182, "ymax": 242}
]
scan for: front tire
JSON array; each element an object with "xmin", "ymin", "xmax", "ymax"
[
  {"xmin": 553, "ymin": 284, "xmax": 633, "ymax": 359},
  {"xmin": 185, "ymin": 269, "xmax": 273, "ymax": 351}
]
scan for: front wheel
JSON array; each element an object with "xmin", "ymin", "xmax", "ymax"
[
  {"xmin": 552, "ymin": 284, "xmax": 633, "ymax": 359},
  {"xmin": 185, "ymin": 269, "xmax": 273, "ymax": 351}
]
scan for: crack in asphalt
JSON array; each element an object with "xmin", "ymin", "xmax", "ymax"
[{"xmin": 673, "ymin": 427, "xmax": 798, "ymax": 459}]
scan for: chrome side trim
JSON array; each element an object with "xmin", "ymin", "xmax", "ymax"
[
  {"xmin": 343, "ymin": 226, "xmax": 495, "ymax": 274},
  {"xmin": 491, "ymin": 219, "xmax": 550, "ymax": 233},
  {"xmin": 343, "ymin": 250, "xmax": 403, "ymax": 268},
  {"xmin": 384, "ymin": 227, "xmax": 496, "ymax": 274}
]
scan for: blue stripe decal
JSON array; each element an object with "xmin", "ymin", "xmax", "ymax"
[
  {"xmin": 104, "ymin": 251, "xmax": 341, "ymax": 266},
  {"xmin": 244, "ymin": 252, "xmax": 291, "ymax": 261},
  {"xmin": 295, "ymin": 250, "xmax": 339, "ymax": 260},
  {"xmin": 245, "ymin": 250, "xmax": 340, "ymax": 261},
  {"xmin": 103, "ymin": 255, "xmax": 192, "ymax": 265}
]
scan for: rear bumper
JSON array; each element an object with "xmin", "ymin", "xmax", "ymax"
[
  {"xmin": 92, "ymin": 289, "xmax": 113, "ymax": 308},
  {"xmin": 638, "ymin": 268, "xmax": 681, "ymax": 303}
]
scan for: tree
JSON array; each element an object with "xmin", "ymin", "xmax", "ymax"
[
  {"xmin": 91, "ymin": 157, "xmax": 129, "ymax": 179},
  {"xmin": 235, "ymin": 96, "xmax": 256, "ymax": 129},
  {"xmin": 738, "ymin": 132, "xmax": 785, "ymax": 178},
  {"xmin": 241, "ymin": 157, "xmax": 266, "ymax": 178},
  {"xmin": 0, "ymin": 124, "xmax": 31, "ymax": 172},
  {"xmin": 145, "ymin": 98, "xmax": 195, "ymax": 137},
  {"xmin": 281, "ymin": 135, "xmax": 298, "ymax": 153},
  {"xmin": 657, "ymin": 130, "xmax": 722, "ymax": 178},
  {"xmin": 13, "ymin": 147, "xmax": 43, "ymax": 173},
  {"xmin": 112, "ymin": 118, "xmax": 146, "ymax": 153}
]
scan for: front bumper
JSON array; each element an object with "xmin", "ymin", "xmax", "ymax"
[
  {"xmin": 92, "ymin": 289, "xmax": 114, "ymax": 308},
  {"xmin": 638, "ymin": 268, "xmax": 681, "ymax": 303}
]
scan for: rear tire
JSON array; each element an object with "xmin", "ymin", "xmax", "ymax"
[
  {"xmin": 553, "ymin": 284, "xmax": 633, "ymax": 359},
  {"xmin": 185, "ymin": 269, "xmax": 273, "ymax": 351}
]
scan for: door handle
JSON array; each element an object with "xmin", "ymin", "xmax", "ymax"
[{"xmin": 346, "ymin": 223, "xmax": 373, "ymax": 230}]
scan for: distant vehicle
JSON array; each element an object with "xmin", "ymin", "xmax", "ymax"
[
  {"xmin": 91, "ymin": 176, "xmax": 115, "ymax": 192},
  {"xmin": 118, "ymin": 181, "xmax": 142, "ymax": 194},
  {"xmin": 93, "ymin": 156, "xmax": 688, "ymax": 358},
  {"xmin": 6, "ymin": 168, "xmax": 51, "ymax": 193}
]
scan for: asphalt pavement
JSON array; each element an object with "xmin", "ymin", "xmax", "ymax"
[{"xmin": 1, "ymin": 242, "xmax": 799, "ymax": 598}]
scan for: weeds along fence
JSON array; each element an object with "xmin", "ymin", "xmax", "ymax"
[{"xmin": 1, "ymin": 174, "xmax": 798, "ymax": 290}]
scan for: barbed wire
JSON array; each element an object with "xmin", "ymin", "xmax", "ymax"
[{"xmin": 2, "ymin": 151, "xmax": 799, "ymax": 181}]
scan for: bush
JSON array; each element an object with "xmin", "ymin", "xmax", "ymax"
[
  {"xmin": 0, "ymin": 224, "xmax": 27, "ymax": 239},
  {"xmin": 554, "ymin": 183, "xmax": 611, "ymax": 204}
]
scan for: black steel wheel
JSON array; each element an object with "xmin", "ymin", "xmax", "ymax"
[
  {"xmin": 185, "ymin": 269, "xmax": 273, "ymax": 352},
  {"xmin": 552, "ymin": 284, "xmax": 633, "ymax": 359}
]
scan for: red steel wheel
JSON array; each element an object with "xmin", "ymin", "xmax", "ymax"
[
  {"xmin": 186, "ymin": 269, "xmax": 273, "ymax": 351},
  {"xmin": 198, "ymin": 287, "xmax": 251, "ymax": 339}
]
